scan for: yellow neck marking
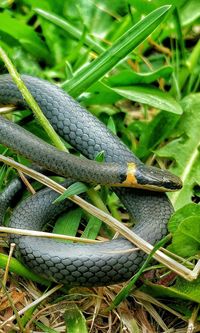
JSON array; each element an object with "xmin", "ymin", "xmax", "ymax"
[{"xmin": 122, "ymin": 162, "xmax": 138, "ymax": 186}]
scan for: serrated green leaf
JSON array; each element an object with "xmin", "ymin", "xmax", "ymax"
[
  {"xmin": 170, "ymin": 216, "xmax": 200, "ymax": 257},
  {"xmin": 156, "ymin": 93, "xmax": 200, "ymax": 209},
  {"xmin": 64, "ymin": 304, "xmax": 88, "ymax": 333},
  {"xmin": 110, "ymin": 86, "xmax": 183, "ymax": 114},
  {"xmin": 107, "ymin": 66, "xmax": 173, "ymax": 86},
  {"xmin": 53, "ymin": 182, "xmax": 88, "ymax": 204},
  {"xmin": 168, "ymin": 203, "xmax": 200, "ymax": 233},
  {"xmin": 53, "ymin": 208, "xmax": 82, "ymax": 242}
]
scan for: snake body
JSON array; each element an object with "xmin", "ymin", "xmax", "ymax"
[{"xmin": 0, "ymin": 75, "xmax": 176, "ymax": 286}]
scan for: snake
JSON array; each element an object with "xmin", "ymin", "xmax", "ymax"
[{"xmin": 0, "ymin": 75, "xmax": 182, "ymax": 286}]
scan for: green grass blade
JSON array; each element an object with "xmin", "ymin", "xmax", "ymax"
[
  {"xmin": 0, "ymin": 164, "xmax": 6, "ymax": 189},
  {"xmin": 53, "ymin": 208, "xmax": 82, "ymax": 243},
  {"xmin": 64, "ymin": 304, "xmax": 88, "ymax": 333},
  {"xmin": 187, "ymin": 40, "xmax": 200, "ymax": 71},
  {"xmin": 94, "ymin": 150, "xmax": 105, "ymax": 162},
  {"xmin": 0, "ymin": 47, "xmax": 67, "ymax": 152},
  {"xmin": 81, "ymin": 216, "xmax": 102, "ymax": 239},
  {"xmin": 34, "ymin": 321, "xmax": 59, "ymax": 333},
  {"xmin": 21, "ymin": 307, "xmax": 37, "ymax": 328},
  {"xmin": 108, "ymin": 234, "xmax": 171, "ymax": 310},
  {"xmin": 0, "ymin": 253, "xmax": 50, "ymax": 286},
  {"xmin": 34, "ymin": 8, "xmax": 105, "ymax": 55},
  {"xmin": 53, "ymin": 182, "xmax": 89, "ymax": 203},
  {"xmin": 62, "ymin": 5, "xmax": 171, "ymax": 97},
  {"xmin": 173, "ymin": 7, "xmax": 186, "ymax": 62}
]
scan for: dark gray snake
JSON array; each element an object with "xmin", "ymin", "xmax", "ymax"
[{"xmin": 0, "ymin": 75, "xmax": 180, "ymax": 286}]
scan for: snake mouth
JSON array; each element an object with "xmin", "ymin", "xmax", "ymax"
[
  {"xmin": 135, "ymin": 165, "xmax": 182, "ymax": 192},
  {"xmin": 121, "ymin": 163, "xmax": 182, "ymax": 192}
]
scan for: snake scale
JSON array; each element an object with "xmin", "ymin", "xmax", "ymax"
[{"xmin": 0, "ymin": 75, "xmax": 180, "ymax": 286}]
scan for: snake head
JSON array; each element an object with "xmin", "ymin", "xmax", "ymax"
[{"xmin": 122, "ymin": 163, "xmax": 182, "ymax": 192}]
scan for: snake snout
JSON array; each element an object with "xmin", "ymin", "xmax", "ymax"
[{"xmin": 135, "ymin": 165, "xmax": 182, "ymax": 192}]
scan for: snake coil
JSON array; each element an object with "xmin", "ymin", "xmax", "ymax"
[{"xmin": 0, "ymin": 75, "xmax": 175, "ymax": 286}]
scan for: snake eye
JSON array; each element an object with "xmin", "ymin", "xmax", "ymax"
[{"xmin": 135, "ymin": 165, "xmax": 182, "ymax": 192}]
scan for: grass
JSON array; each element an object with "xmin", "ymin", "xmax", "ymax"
[{"xmin": 0, "ymin": 1, "xmax": 200, "ymax": 332}]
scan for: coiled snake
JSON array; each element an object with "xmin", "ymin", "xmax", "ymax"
[{"xmin": 0, "ymin": 75, "xmax": 181, "ymax": 286}]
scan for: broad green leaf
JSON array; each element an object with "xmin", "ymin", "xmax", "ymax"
[
  {"xmin": 111, "ymin": 86, "xmax": 183, "ymax": 114},
  {"xmin": 135, "ymin": 111, "xmax": 179, "ymax": 160},
  {"xmin": 53, "ymin": 208, "xmax": 82, "ymax": 242},
  {"xmin": 0, "ymin": 12, "xmax": 49, "ymax": 61},
  {"xmin": 169, "ymin": 216, "xmax": 200, "ymax": 256},
  {"xmin": 107, "ymin": 66, "xmax": 173, "ymax": 86},
  {"xmin": 81, "ymin": 81, "xmax": 121, "ymax": 105},
  {"xmin": 64, "ymin": 304, "xmax": 88, "ymax": 333},
  {"xmin": 141, "ymin": 276, "xmax": 200, "ymax": 303},
  {"xmin": 62, "ymin": 5, "xmax": 172, "ymax": 97},
  {"xmin": 53, "ymin": 182, "xmax": 88, "ymax": 203},
  {"xmin": 168, "ymin": 203, "xmax": 200, "ymax": 233},
  {"xmin": 156, "ymin": 94, "xmax": 200, "ymax": 209}
]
